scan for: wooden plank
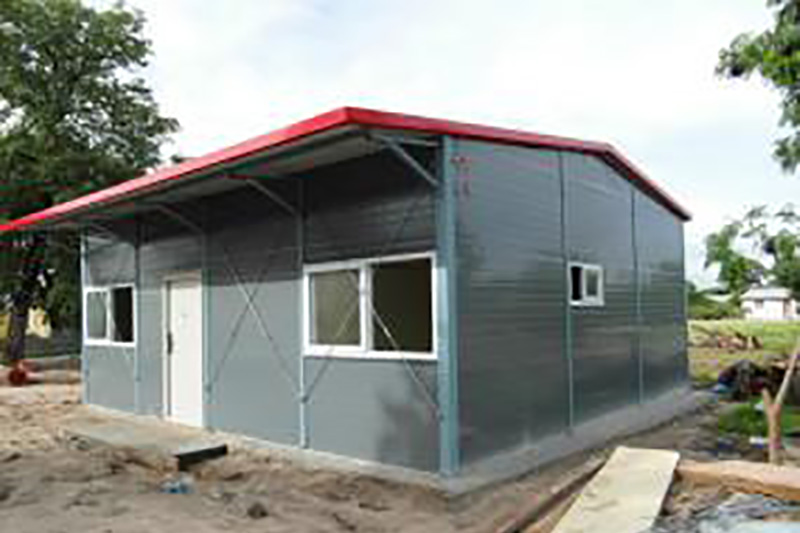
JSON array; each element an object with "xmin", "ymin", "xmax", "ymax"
[
  {"xmin": 551, "ymin": 447, "xmax": 679, "ymax": 533},
  {"xmin": 678, "ymin": 460, "xmax": 800, "ymax": 502},
  {"xmin": 494, "ymin": 457, "xmax": 605, "ymax": 533}
]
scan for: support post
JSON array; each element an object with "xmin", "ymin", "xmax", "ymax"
[
  {"xmin": 297, "ymin": 180, "xmax": 309, "ymax": 448},
  {"xmin": 436, "ymin": 136, "xmax": 460, "ymax": 476},
  {"xmin": 632, "ymin": 191, "xmax": 644, "ymax": 404},
  {"xmin": 558, "ymin": 152, "xmax": 576, "ymax": 429},
  {"xmin": 201, "ymin": 207, "xmax": 211, "ymax": 429},
  {"xmin": 134, "ymin": 217, "xmax": 142, "ymax": 413},
  {"xmin": 79, "ymin": 230, "xmax": 89, "ymax": 405}
]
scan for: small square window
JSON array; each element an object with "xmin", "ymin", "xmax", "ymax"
[
  {"xmin": 110, "ymin": 286, "xmax": 134, "ymax": 343},
  {"xmin": 309, "ymin": 269, "xmax": 361, "ymax": 346},
  {"xmin": 372, "ymin": 258, "xmax": 432, "ymax": 352},
  {"xmin": 85, "ymin": 285, "xmax": 135, "ymax": 344},
  {"xmin": 570, "ymin": 265, "xmax": 583, "ymax": 302},
  {"xmin": 585, "ymin": 268, "xmax": 600, "ymax": 299},
  {"xmin": 86, "ymin": 290, "xmax": 108, "ymax": 340},
  {"xmin": 569, "ymin": 263, "xmax": 604, "ymax": 306}
]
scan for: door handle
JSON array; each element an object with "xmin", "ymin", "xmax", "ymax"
[{"xmin": 167, "ymin": 331, "xmax": 174, "ymax": 355}]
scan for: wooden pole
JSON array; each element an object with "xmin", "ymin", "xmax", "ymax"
[{"xmin": 762, "ymin": 338, "xmax": 800, "ymax": 464}]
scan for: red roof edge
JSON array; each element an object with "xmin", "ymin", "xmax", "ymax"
[{"xmin": 0, "ymin": 106, "xmax": 690, "ymax": 233}]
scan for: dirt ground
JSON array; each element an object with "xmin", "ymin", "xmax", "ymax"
[{"xmin": 0, "ymin": 382, "xmax": 754, "ymax": 532}]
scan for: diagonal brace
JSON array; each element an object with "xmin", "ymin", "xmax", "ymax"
[
  {"xmin": 369, "ymin": 133, "xmax": 439, "ymax": 188},
  {"xmin": 243, "ymin": 179, "xmax": 299, "ymax": 217},
  {"xmin": 151, "ymin": 204, "xmax": 204, "ymax": 235}
]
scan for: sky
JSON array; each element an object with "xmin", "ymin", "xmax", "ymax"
[{"xmin": 101, "ymin": 0, "xmax": 800, "ymax": 286}]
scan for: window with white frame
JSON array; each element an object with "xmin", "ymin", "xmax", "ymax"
[
  {"xmin": 569, "ymin": 263, "xmax": 604, "ymax": 306},
  {"xmin": 304, "ymin": 254, "xmax": 435, "ymax": 358},
  {"xmin": 84, "ymin": 285, "xmax": 135, "ymax": 344}
]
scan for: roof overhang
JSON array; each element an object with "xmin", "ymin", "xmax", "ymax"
[{"xmin": 0, "ymin": 106, "xmax": 691, "ymax": 233}]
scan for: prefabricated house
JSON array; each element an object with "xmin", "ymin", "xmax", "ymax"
[
  {"xmin": 742, "ymin": 286, "xmax": 798, "ymax": 321},
  {"xmin": 0, "ymin": 107, "xmax": 691, "ymax": 485}
]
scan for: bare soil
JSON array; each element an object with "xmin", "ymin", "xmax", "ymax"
[{"xmin": 0, "ymin": 383, "xmax": 742, "ymax": 532}]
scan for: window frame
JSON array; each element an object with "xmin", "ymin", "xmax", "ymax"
[
  {"xmin": 569, "ymin": 262, "xmax": 605, "ymax": 307},
  {"xmin": 83, "ymin": 283, "xmax": 137, "ymax": 347},
  {"xmin": 303, "ymin": 252, "xmax": 437, "ymax": 361}
]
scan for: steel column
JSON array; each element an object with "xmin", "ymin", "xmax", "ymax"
[
  {"xmin": 436, "ymin": 136, "xmax": 460, "ymax": 476},
  {"xmin": 558, "ymin": 152, "xmax": 576, "ymax": 429},
  {"xmin": 632, "ymin": 190, "xmax": 644, "ymax": 403},
  {"xmin": 297, "ymin": 180, "xmax": 309, "ymax": 448},
  {"xmin": 79, "ymin": 230, "xmax": 89, "ymax": 405},
  {"xmin": 134, "ymin": 218, "xmax": 142, "ymax": 413}
]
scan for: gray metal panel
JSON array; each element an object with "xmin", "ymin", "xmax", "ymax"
[
  {"xmin": 304, "ymin": 149, "xmax": 436, "ymax": 263},
  {"xmin": 84, "ymin": 346, "xmax": 136, "ymax": 410},
  {"xmin": 204, "ymin": 185, "xmax": 301, "ymax": 445},
  {"xmin": 305, "ymin": 358, "xmax": 439, "ymax": 471},
  {"xmin": 82, "ymin": 147, "xmax": 442, "ymax": 470},
  {"xmin": 635, "ymin": 191, "xmax": 688, "ymax": 395},
  {"xmin": 564, "ymin": 152, "xmax": 639, "ymax": 421},
  {"xmin": 455, "ymin": 140, "xmax": 569, "ymax": 465},
  {"xmin": 136, "ymin": 217, "xmax": 204, "ymax": 416},
  {"xmin": 301, "ymin": 150, "xmax": 441, "ymax": 470},
  {"xmin": 83, "ymin": 232, "xmax": 137, "ymax": 412}
]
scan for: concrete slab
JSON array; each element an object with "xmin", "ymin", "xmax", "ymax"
[{"xmin": 61, "ymin": 406, "xmax": 227, "ymax": 471}]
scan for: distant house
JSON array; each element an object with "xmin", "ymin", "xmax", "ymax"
[{"xmin": 741, "ymin": 287, "xmax": 797, "ymax": 321}]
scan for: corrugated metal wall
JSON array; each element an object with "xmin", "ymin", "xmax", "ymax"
[
  {"xmin": 82, "ymin": 149, "xmax": 441, "ymax": 471},
  {"xmin": 83, "ymin": 231, "xmax": 137, "ymax": 412},
  {"xmin": 564, "ymin": 152, "xmax": 639, "ymax": 422},
  {"xmin": 635, "ymin": 191, "xmax": 689, "ymax": 395},
  {"xmin": 455, "ymin": 139, "xmax": 686, "ymax": 466},
  {"xmin": 455, "ymin": 140, "xmax": 570, "ymax": 464},
  {"xmin": 302, "ymin": 151, "xmax": 440, "ymax": 471}
]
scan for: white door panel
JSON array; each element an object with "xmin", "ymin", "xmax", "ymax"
[{"xmin": 166, "ymin": 275, "xmax": 203, "ymax": 427}]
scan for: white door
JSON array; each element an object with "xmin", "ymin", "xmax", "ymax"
[{"xmin": 165, "ymin": 274, "xmax": 204, "ymax": 427}]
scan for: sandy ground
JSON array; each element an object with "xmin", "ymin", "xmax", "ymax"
[{"xmin": 0, "ymin": 383, "xmax": 748, "ymax": 532}]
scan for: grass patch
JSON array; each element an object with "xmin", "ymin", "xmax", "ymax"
[
  {"xmin": 689, "ymin": 319, "xmax": 800, "ymax": 354},
  {"xmin": 689, "ymin": 319, "xmax": 800, "ymax": 386},
  {"xmin": 719, "ymin": 400, "xmax": 800, "ymax": 437},
  {"xmin": 690, "ymin": 347, "xmax": 775, "ymax": 386}
]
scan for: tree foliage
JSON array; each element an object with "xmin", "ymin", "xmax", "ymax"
[
  {"xmin": 687, "ymin": 281, "xmax": 742, "ymax": 320},
  {"xmin": 704, "ymin": 205, "xmax": 800, "ymax": 300},
  {"xmin": 0, "ymin": 0, "xmax": 177, "ymax": 355},
  {"xmin": 719, "ymin": 0, "xmax": 800, "ymax": 172}
]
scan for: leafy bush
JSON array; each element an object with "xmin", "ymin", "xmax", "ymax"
[{"xmin": 718, "ymin": 400, "xmax": 800, "ymax": 437}]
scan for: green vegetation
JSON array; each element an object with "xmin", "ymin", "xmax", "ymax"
[
  {"xmin": 688, "ymin": 319, "xmax": 800, "ymax": 386},
  {"xmin": 703, "ymin": 206, "xmax": 800, "ymax": 305},
  {"xmin": 719, "ymin": 0, "xmax": 800, "ymax": 172},
  {"xmin": 719, "ymin": 399, "xmax": 800, "ymax": 437},
  {"xmin": 0, "ymin": 0, "xmax": 177, "ymax": 363},
  {"xmin": 690, "ymin": 320, "xmax": 800, "ymax": 353},
  {"xmin": 688, "ymin": 283, "xmax": 741, "ymax": 320},
  {"xmin": 690, "ymin": 348, "xmax": 774, "ymax": 388}
]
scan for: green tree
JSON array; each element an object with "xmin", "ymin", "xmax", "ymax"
[
  {"xmin": 719, "ymin": 0, "xmax": 800, "ymax": 172},
  {"xmin": 704, "ymin": 220, "xmax": 765, "ymax": 299},
  {"xmin": 704, "ymin": 205, "xmax": 800, "ymax": 300},
  {"xmin": 0, "ymin": 0, "xmax": 177, "ymax": 363},
  {"xmin": 687, "ymin": 281, "xmax": 741, "ymax": 320}
]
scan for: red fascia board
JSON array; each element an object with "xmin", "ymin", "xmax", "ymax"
[
  {"xmin": 0, "ymin": 107, "xmax": 352, "ymax": 233},
  {"xmin": 0, "ymin": 106, "xmax": 690, "ymax": 233}
]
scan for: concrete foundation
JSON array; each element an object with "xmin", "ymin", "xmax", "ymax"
[{"xmin": 61, "ymin": 387, "xmax": 707, "ymax": 495}]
